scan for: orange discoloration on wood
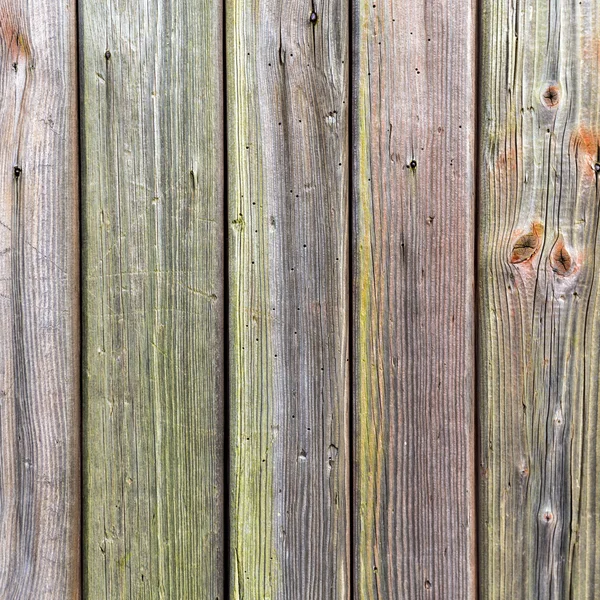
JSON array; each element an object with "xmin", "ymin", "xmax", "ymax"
[
  {"xmin": 0, "ymin": 7, "xmax": 31, "ymax": 59},
  {"xmin": 510, "ymin": 223, "xmax": 544, "ymax": 264},
  {"xmin": 571, "ymin": 126, "xmax": 600, "ymax": 179},
  {"xmin": 573, "ymin": 126, "xmax": 598, "ymax": 157},
  {"xmin": 582, "ymin": 37, "xmax": 600, "ymax": 69},
  {"xmin": 495, "ymin": 145, "xmax": 520, "ymax": 174}
]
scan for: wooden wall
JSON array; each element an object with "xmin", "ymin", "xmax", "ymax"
[{"xmin": 0, "ymin": 0, "xmax": 599, "ymax": 598}]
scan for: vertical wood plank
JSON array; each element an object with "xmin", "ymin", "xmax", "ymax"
[
  {"xmin": 479, "ymin": 1, "xmax": 600, "ymax": 597},
  {"xmin": 80, "ymin": 0, "xmax": 224, "ymax": 597},
  {"xmin": 353, "ymin": 0, "xmax": 478, "ymax": 597},
  {"xmin": 227, "ymin": 1, "xmax": 349, "ymax": 597},
  {"xmin": 0, "ymin": 1, "xmax": 79, "ymax": 597}
]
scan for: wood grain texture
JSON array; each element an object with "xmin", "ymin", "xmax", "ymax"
[
  {"xmin": 0, "ymin": 1, "xmax": 80, "ymax": 597},
  {"xmin": 479, "ymin": 0, "xmax": 600, "ymax": 597},
  {"xmin": 80, "ymin": 0, "xmax": 224, "ymax": 597},
  {"xmin": 353, "ymin": 0, "xmax": 477, "ymax": 597},
  {"xmin": 227, "ymin": 1, "xmax": 349, "ymax": 597}
]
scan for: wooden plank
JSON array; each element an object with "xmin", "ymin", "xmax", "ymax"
[
  {"xmin": 0, "ymin": 1, "xmax": 79, "ymax": 597},
  {"xmin": 479, "ymin": 1, "xmax": 600, "ymax": 597},
  {"xmin": 227, "ymin": 1, "xmax": 349, "ymax": 597},
  {"xmin": 80, "ymin": 1, "xmax": 224, "ymax": 597},
  {"xmin": 353, "ymin": 0, "xmax": 477, "ymax": 597}
]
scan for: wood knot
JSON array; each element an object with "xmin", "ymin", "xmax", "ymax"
[
  {"xmin": 510, "ymin": 223, "xmax": 543, "ymax": 264},
  {"xmin": 543, "ymin": 511, "xmax": 553, "ymax": 523},
  {"xmin": 550, "ymin": 235, "xmax": 573, "ymax": 276},
  {"xmin": 541, "ymin": 84, "xmax": 560, "ymax": 108}
]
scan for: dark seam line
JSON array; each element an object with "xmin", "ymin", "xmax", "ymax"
[
  {"xmin": 348, "ymin": 0, "xmax": 355, "ymax": 597},
  {"xmin": 223, "ymin": 0, "xmax": 231, "ymax": 597},
  {"xmin": 474, "ymin": 0, "xmax": 482, "ymax": 597},
  {"xmin": 76, "ymin": 0, "xmax": 84, "ymax": 596}
]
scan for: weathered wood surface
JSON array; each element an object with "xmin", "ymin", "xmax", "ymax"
[
  {"xmin": 227, "ymin": 1, "xmax": 349, "ymax": 597},
  {"xmin": 479, "ymin": 1, "xmax": 600, "ymax": 597},
  {"xmin": 0, "ymin": 1, "xmax": 80, "ymax": 597},
  {"xmin": 80, "ymin": 0, "xmax": 225, "ymax": 597},
  {"xmin": 353, "ymin": 0, "xmax": 478, "ymax": 597}
]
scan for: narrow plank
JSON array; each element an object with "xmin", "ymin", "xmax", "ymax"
[
  {"xmin": 479, "ymin": 1, "xmax": 600, "ymax": 597},
  {"xmin": 0, "ymin": 1, "xmax": 79, "ymax": 597},
  {"xmin": 353, "ymin": 0, "xmax": 478, "ymax": 597},
  {"xmin": 227, "ymin": 1, "xmax": 349, "ymax": 597},
  {"xmin": 80, "ymin": 0, "xmax": 224, "ymax": 597}
]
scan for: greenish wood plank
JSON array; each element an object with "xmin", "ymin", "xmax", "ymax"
[
  {"xmin": 80, "ymin": 1, "xmax": 225, "ymax": 597},
  {"xmin": 353, "ymin": 0, "xmax": 478, "ymax": 597},
  {"xmin": 479, "ymin": 1, "xmax": 600, "ymax": 597},
  {"xmin": 0, "ymin": 1, "xmax": 80, "ymax": 597},
  {"xmin": 227, "ymin": 1, "xmax": 350, "ymax": 597}
]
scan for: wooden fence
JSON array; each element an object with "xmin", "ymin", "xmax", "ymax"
[{"xmin": 0, "ymin": 0, "xmax": 597, "ymax": 598}]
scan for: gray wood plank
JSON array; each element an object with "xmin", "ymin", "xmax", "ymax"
[
  {"xmin": 0, "ymin": 1, "xmax": 80, "ymax": 597},
  {"xmin": 479, "ymin": 0, "xmax": 600, "ymax": 597},
  {"xmin": 80, "ymin": 0, "xmax": 225, "ymax": 597},
  {"xmin": 227, "ymin": 1, "xmax": 350, "ymax": 597},
  {"xmin": 353, "ymin": 0, "xmax": 478, "ymax": 597}
]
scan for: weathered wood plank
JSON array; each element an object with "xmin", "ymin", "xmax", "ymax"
[
  {"xmin": 227, "ymin": 1, "xmax": 349, "ymax": 597},
  {"xmin": 479, "ymin": 1, "xmax": 600, "ymax": 597},
  {"xmin": 0, "ymin": 1, "xmax": 79, "ymax": 597},
  {"xmin": 353, "ymin": 0, "xmax": 477, "ymax": 597},
  {"xmin": 80, "ymin": 1, "xmax": 224, "ymax": 597}
]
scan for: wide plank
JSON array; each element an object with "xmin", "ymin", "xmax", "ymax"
[
  {"xmin": 479, "ymin": 0, "xmax": 600, "ymax": 597},
  {"xmin": 227, "ymin": 1, "xmax": 350, "ymax": 597},
  {"xmin": 0, "ymin": 1, "xmax": 80, "ymax": 597},
  {"xmin": 353, "ymin": 0, "xmax": 478, "ymax": 597},
  {"xmin": 80, "ymin": 0, "xmax": 225, "ymax": 597}
]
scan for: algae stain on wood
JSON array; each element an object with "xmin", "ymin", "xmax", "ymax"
[
  {"xmin": 80, "ymin": 0, "xmax": 225, "ymax": 597},
  {"xmin": 353, "ymin": 0, "xmax": 478, "ymax": 597},
  {"xmin": 228, "ymin": 0, "xmax": 350, "ymax": 597}
]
